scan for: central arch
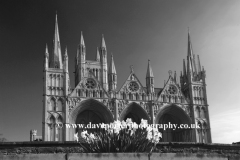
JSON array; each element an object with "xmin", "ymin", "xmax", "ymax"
[
  {"xmin": 119, "ymin": 102, "xmax": 150, "ymax": 124},
  {"xmin": 155, "ymin": 104, "xmax": 192, "ymax": 142},
  {"xmin": 69, "ymin": 99, "xmax": 114, "ymax": 140}
]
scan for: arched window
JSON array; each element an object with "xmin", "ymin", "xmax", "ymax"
[
  {"xmin": 196, "ymin": 106, "xmax": 200, "ymax": 118},
  {"xmin": 135, "ymin": 93, "xmax": 139, "ymax": 100},
  {"xmin": 202, "ymin": 122, "xmax": 207, "ymax": 143},
  {"xmin": 57, "ymin": 99, "xmax": 63, "ymax": 111},
  {"xmin": 49, "ymin": 116, "xmax": 55, "ymax": 141},
  {"xmin": 123, "ymin": 92, "xmax": 126, "ymax": 100},
  {"xmin": 200, "ymin": 107, "xmax": 205, "ymax": 118},
  {"xmin": 56, "ymin": 116, "xmax": 63, "ymax": 141},
  {"xmin": 50, "ymin": 99, "xmax": 55, "ymax": 111},
  {"xmin": 129, "ymin": 93, "xmax": 132, "ymax": 100},
  {"xmin": 86, "ymin": 90, "xmax": 89, "ymax": 97},
  {"xmin": 197, "ymin": 122, "xmax": 202, "ymax": 143}
]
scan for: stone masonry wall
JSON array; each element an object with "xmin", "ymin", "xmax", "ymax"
[{"xmin": 0, "ymin": 142, "xmax": 239, "ymax": 160}]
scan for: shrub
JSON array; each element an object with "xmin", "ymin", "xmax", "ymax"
[{"xmin": 79, "ymin": 119, "xmax": 162, "ymax": 153}]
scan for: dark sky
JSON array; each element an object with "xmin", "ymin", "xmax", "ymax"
[{"xmin": 0, "ymin": 0, "xmax": 240, "ymax": 143}]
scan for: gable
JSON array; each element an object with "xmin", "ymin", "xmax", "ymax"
[
  {"xmin": 118, "ymin": 72, "xmax": 147, "ymax": 95},
  {"xmin": 69, "ymin": 71, "xmax": 109, "ymax": 98},
  {"xmin": 157, "ymin": 76, "xmax": 188, "ymax": 104}
]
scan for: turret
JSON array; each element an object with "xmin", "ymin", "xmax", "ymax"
[
  {"xmin": 44, "ymin": 44, "xmax": 49, "ymax": 70},
  {"xmin": 49, "ymin": 14, "xmax": 63, "ymax": 69},
  {"xmin": 30, "ymin": 130, "xmax": 37, "ymax": 142},
  {"xmin": 96, "ymin": 47, "xmax": 100, "ymax": 61},
  {"xmin": 174, "ymin": 71, "xmax": 178, "ymax": 84},
  {"xmin": 100, "ymin": 34, "xmax": 108, "ymax": 90},
  {"xmin": 75, "ymin": 31, "xmax": 86, "ymax": 86},
  {"xmin": 100, "ymin": 34, "xmax": 107, "ymax": 64},
  {"xmin": 146, "ymin": 60, "xmax": 154, "ymax": 94},
  {"xmin": 108, "ymin": 53, "xmax": 117, "ymax": 91},
  {"xmin": 63, "ymin": 46, "xmax": 68, "ymax": 72}
]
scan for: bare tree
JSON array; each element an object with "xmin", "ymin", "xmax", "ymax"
[{"xmin": 0, "ymin": 134, "xmax": 7, "ymax": 142}]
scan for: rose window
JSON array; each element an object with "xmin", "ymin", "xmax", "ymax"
[
  {"xmin": 85, "ymin": 78, "xmax": 96, "ymax": 89},
  {"xmin": 128, "ymin": 81, "xmax": 139, "ymax": 92},
  {"xmin": 168, "ymin": 85, "xmax": 177, "ymax": 94}
]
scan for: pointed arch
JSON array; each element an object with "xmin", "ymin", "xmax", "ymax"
[
  {"xmin": 69, "ymin": 99, "xmax": 114, "ymax": 140},
  {"xmin": 48, "ymin": 115, "xmax": 55, "ymax": 141},
  {"xmin": 155, "ymin": 104, "xmax": 192, "ymax": 142},
  {"xmin": 56, "ymin": 116, "xmax": 63, "ymax": 141},
  {"xmin": 70, "ymin": 98, "xmax": 114, "ymax": 125},
  {"xmin": 119, "ymin": 102, "xmax": 150, "ymax": 124},
  {"xmin": 56, "ymin": 98, "xmax": 63, "ymax": 111},
  {"xmin": 49, "ymin": 97, "xmax": 56, "ymax": 111},
  {"xmin": 200, "ymin": 106, "xmax": 206, "ymax": 118}
]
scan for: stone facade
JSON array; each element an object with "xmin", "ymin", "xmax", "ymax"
[
  {"xmin": 42, "ymin": 14, "xmax": 212, "ymax": 142},
  {"xmin": 1, "ymin": 142, "xmax": 240, "ymax": 159}
]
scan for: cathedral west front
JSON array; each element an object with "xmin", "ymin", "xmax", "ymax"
[{"xmin": 41, "ymin": 14, "xmax": 212, "ymax": 143}]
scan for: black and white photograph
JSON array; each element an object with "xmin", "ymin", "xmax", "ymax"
[{"xmin": 0, "ymin": 0, "xmax": 240, "ymax": 159}]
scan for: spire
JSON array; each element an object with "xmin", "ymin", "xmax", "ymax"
[
  {"xmin": 45, "ymin": 43, "xmax": 49, "ymax": 58},
  {"xmin": 50, "ymin": 13, "xmax": 63, "ymax": 69},
  {"xmin": 188, "ymin": 28, "xmax": 194, "ymax": 58},
  {"xmin": 187, "ymin": 29, "xmax": 193, "ymax": 75},
  {"xmin": 80, "ymin": 31, "xmax": 85, "ymax": 47},
  {"xmin": 146, "ymin": 60, "xmax": 154, "ymax": 77},
  {"xmin": 193, "ymin": 54, "xmax": 197, "ymax": 74},
  {"xmin": 64, "ymin": 46, "xmax": 68, "ymax": 59},
  {"xmin": 109, "ymin": 53, "xmax": 116, "ymax": 74},
  {"xmin": 44, "ymin": 43, "xmax": 49, "ymax": 70},
  {"xmin": 96, "ymin": 47, "xmax": 100, "ymax": 61},
  {"xmin": 183, "ymin": 59, "xmax": 187, "ymax": 76},
  {"xmin": 187, "ymin": 56, "xmax": 193, "ymax": 75},
  {"xmin": 174, "ymin": 71, "xmax": 177, "ymax": 82},
  {"xmin": 197, "ymin": 55, "xmax": 202, "ymax": 73},
  {"xmin": 101, "ymin": 34, "xmax": 106, "ymax": 49}
]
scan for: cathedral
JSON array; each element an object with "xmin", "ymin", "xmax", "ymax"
[{"xmin": 41, "ymin": 14, "xmax": 212, "ymax": 143}]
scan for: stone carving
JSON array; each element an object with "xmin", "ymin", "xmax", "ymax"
[{"xmin": 69, "ymin": 105, "xmax": 74, "ymax": 113}]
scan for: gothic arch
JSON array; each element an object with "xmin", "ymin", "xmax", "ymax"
[
  {"xmin": 56, "ymin": 116, "xmax": 63, "ymax": 141},
  {"xmin": 47, "ymin": 115, "xmax": 55, "ymax": 141},
  {"xmin": 49, "ymin": 97, "xmax": 56, "ymax": 111},
  {"xmin": 155, "ymin": 104, "xmax": 191, "ymax": 124},
  {"xmin": 56, "ymin": 98, "xmax": 64, "ymax": 111},
  {"xmin": 69, "ymin": 99, "xmax": 114, "ymax": 140},
  {"xmin": 70, "ymin": 98, "xmax": 114, "ymax": 124},
  {"xmin": 155, "ymin": 104, "xmax": 192, "ymax": 142},
  {"xmin": 119, "ymin": 102, "xmax": 150, "ymax": 124},
  {"xmin": 46, "ymin": 112, "xmax": 57, "ymax": 123}
]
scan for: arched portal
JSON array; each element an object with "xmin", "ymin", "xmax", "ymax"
[
  {"xmin": 155, "ymin": 105, "xmax": 192, "ymax": 142},
  {"xmin": 119, "ymin": 102, "xmax": 150, "ymax": 124},
  {"xmin": 69, "ymin": 99, "xmax": 114, "ymax": 140}
]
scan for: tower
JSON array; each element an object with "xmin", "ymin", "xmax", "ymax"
[
  {"xmin": 30, "ymin": 130, "xmax": 37, "ymax": 142},
  {"xmin": 180, "ymin": 30, "xmax": 212, "ymax": 143},
  {"xmin": 42, "ymin": 14, "xmax": 65, "ymax": 141}
]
